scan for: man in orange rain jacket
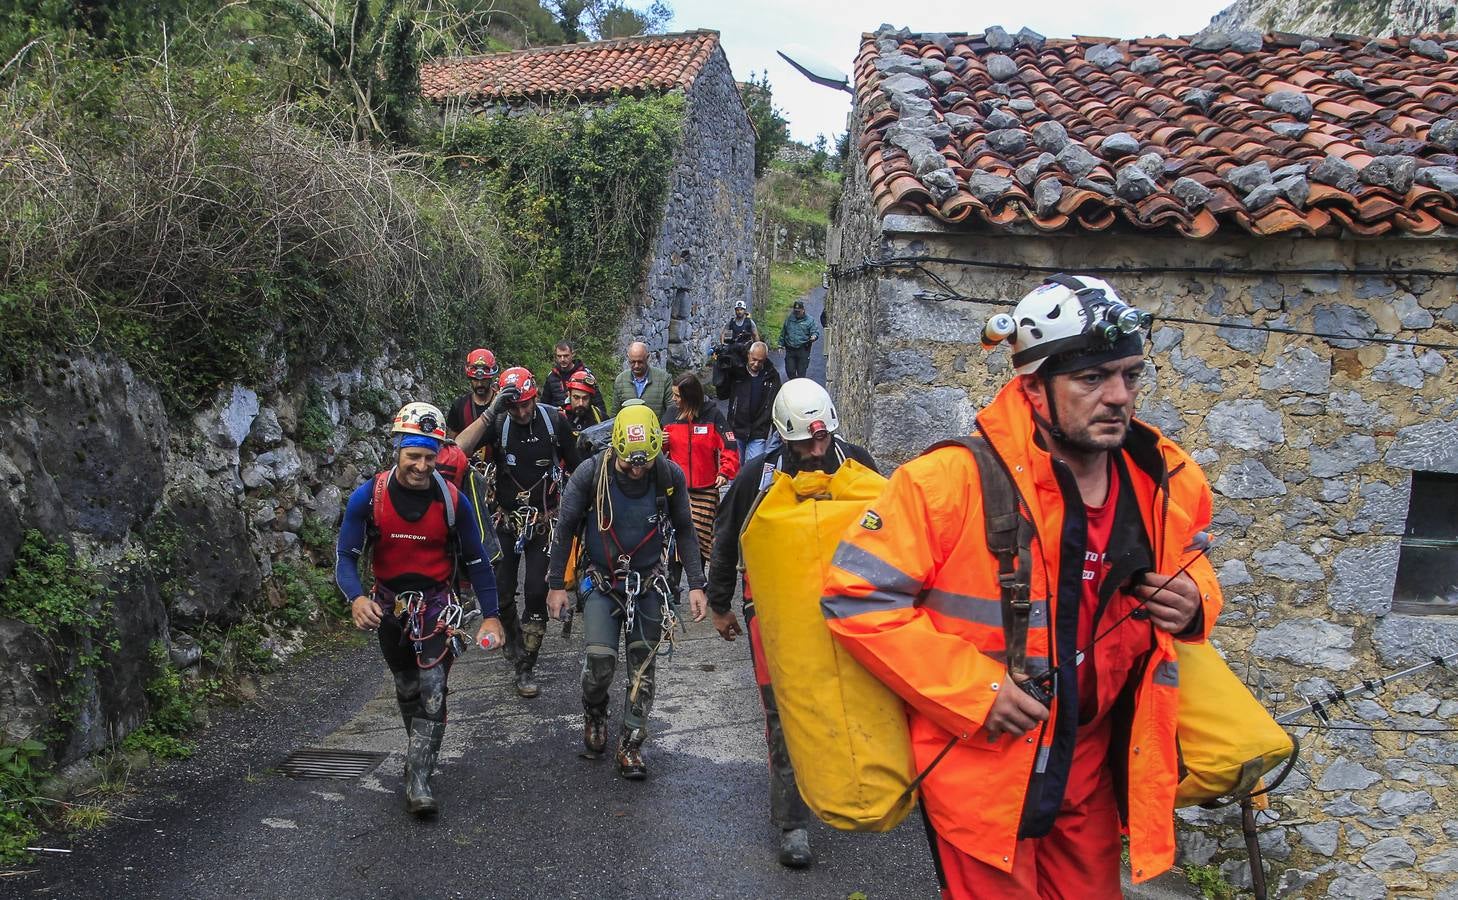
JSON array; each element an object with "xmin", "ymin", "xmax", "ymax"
[{"xmin": 823, "ymin": 275, "xmax": 1223, "ymax": 899}]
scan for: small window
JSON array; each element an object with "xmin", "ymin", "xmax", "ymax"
[{"xmin": 1392, "ymin": 471, "xmax": 1458, "ymax": 615}]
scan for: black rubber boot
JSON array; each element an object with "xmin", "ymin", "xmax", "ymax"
[
  {"xmin": 405, "ymin": 719, "xmax": 444, "ymax": 816},
  {"xmin": 778, "ymin": 828, "xmax": 813, "ymax": 869},
  {"xmin": 615, "ymin": 727, "xmax": 647, "ymax": 780},
  {"xmin": 498, "ymin": 603, "xmax": 524, "ymax": 665},
  {"xmin": 516, "ymin": 620, "xmax": 546, "ymax": 698},
  {"xmin": 583, "ymin": 703, "xmax": 609, "ymax": 756}
]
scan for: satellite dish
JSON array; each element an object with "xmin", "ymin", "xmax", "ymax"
[{"xmin": 776, "ymin": 47, "xmax": 852, "ymax": 94}]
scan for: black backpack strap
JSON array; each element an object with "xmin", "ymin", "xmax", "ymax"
[{"xmin": 925, "ymin": 435, "xmax": 1036, "ymax": 678}]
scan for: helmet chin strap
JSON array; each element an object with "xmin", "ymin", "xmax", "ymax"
[{"xmin": 1031, "ymin": 375, "xmax": 1069, "ymax": 444}]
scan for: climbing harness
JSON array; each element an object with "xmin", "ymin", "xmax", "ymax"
[{"xmin": 394, "ymin": 590, "xmax": 470, "ymax": 669}]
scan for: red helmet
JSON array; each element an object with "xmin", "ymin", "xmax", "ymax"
[
  {"xmin": 497, "ymin": 366, "xmax": 538, "ymax": 404},
  {"xmin": 464, "ymin": 348, "xmax": 499, "ymax": 380},
  {"xmin": 564, "ymin": 370, "xmax": 598, "ymax": 397}
]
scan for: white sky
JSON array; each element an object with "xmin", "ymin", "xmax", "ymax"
[{"xmin": 667, "ymin": 1, "xmax": 1234, "ymax": 142}]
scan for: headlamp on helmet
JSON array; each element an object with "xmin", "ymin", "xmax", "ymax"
[
  {"xmin": 464, "ymin": 348, "xmax": 499, "ymax": 380},
  {"xmin": 391, "ymin": 401, "xmax": 447, "ymax": 438},
  {"xmin": 611, "ymin": 403, "xmax": 663, "ymax": 463},
  {"xmin": 989, "ymin": 274, "xmax": 1153, "ymax": 376}
]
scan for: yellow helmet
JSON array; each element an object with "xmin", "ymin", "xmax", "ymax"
[{"xmin": 610, "ymin": 402, "xmax": 663, "ymax": 464}]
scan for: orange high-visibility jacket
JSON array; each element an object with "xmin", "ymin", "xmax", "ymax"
[{"xmin": 822, "ymin": 379, "xmax": 1222, "ymax": 883}]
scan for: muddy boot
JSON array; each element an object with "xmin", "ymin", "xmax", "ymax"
[
  {"xmin": 404, "ymin": 719, "xmax": 444, "ymax": 816},
  {"xmin": 615, "ymin": 727, "xmax": 647, "ymax": 780},
  {"xmin": 516, "ymin": 620, "xmax": 546, "ymax": 698},
  {"xmin": 778, "ymin": 828, "xmax": 813, "ymax": 869},
  {"xmin": 498, "ymin": 603, "xmax": 524, "ymax": 665},
  {"xmin": 583, "ymin": 702, "xmax": 609, "ymax": 757}
]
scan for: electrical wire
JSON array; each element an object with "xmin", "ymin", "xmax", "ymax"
[
  {"xmin": 832, "ymin": 254, "xmax": 1458, "ymax": 352},
  {"xmin": 836, "ymin": 253, "xmax": 1458, "ymax": 281}
]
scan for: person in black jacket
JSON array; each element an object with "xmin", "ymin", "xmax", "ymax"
[
  {"xmin": 542, "ymin": 341, "xmax": 607, "ymax": 416},
  {"xmin": 457, "ymin": 366, "xmax": 581, "ymax": 698},
  {"xmin": 715, "ymin": 341, "xmax": 781, "ymax": 463},
  {"xmin": 707, "ymin": 378, "xmax": 877, "ymax": 870}
]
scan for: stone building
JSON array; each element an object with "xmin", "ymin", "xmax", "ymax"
[
  {"xmin": 420, "ymin": 31, "xmax": 756, "ymax": 370},
  {"xmin": 829, "ymin": 23, "xmax": 1458, "ymax": 896}
]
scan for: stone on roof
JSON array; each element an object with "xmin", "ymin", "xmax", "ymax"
[{"xmin": 853, "ymin": 27, "xmax": 1458, "ymax": 237}]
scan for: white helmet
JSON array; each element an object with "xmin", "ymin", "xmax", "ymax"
[
  {"xmin": 772, "ymin": 379, "xmax": 839, "ymax": 441},
  {"xmin": 734, "ymin": 299, "xmax": 748, "ymax": 310},
  {"xmin": 1004, "ymin": 274, "xmax": 1151, "ymax": 376}
]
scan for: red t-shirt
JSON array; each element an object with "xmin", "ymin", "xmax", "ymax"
[{"xmin": 1077, "ymin": 462, "xmax": 1119, "ymax": 722}]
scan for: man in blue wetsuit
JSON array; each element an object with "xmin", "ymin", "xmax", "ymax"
[{"xmin": 336, "ymin": 401, "xmax": 503, "ymax": 816}]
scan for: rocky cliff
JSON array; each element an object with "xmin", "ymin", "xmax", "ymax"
[
  {"xmin": 1210, "ymin": 0, "xmax": 1456, "ymax": 36},
  {"xmin": 0, "ymin": 349, "xmax": 427, "ymax": 764}
]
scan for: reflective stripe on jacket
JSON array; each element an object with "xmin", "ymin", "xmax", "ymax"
[{"xmin": 821, "ymin": 377, "xmax": 1222, "ymax": 883}]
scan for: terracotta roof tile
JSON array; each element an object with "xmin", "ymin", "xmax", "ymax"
[
  {"xmin": 419, "ymin": 31, "xmax": 720, "ymax": 104},
  {"xmin": 855, "ymin": 28, "xmax": 1458, "ymax": 237}
]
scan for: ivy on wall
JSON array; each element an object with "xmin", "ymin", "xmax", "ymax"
[{"xmin": 432, "ymin": 93, "xmax": 684, "ymax": 380}]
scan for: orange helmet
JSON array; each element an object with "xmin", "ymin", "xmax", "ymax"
[
  {"xmin": 497, "ymin": 366, "xmax": 538, "ymax": 404},
  {"xmin": 464, "ymin": 348, "xmax": 499, "ymax": 380},
  {"xmin": 565, "ymin": 370, "xmax": 598, "ymax": 397}
]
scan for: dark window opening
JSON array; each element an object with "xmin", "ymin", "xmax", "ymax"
[{"xmin": 1392, "ymin": 471, "xmax": 1458, "ymax": 616}]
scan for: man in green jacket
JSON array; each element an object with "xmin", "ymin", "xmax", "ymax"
[
  {"xmin": 613, "ymin": 341, "xmax": 672, "ymax": 420},
  {"xmin": 778, "ymin": 300, "xmax": 822, "ymax": 380}
]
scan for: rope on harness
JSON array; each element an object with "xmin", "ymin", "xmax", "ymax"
[{"xmin": 402, "ymin": 591, "xmax": 470, "ymax": 669}]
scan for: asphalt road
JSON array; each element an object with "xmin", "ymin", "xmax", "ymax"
[{"xmin": 12, "ymin": 619, "xmax": 939, "ymax": 900}]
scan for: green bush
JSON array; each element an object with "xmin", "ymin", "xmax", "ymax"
[
  {"xmin": 0, "ymin": 739, "xmax": 47, "ymax": 863},
  {"xmin": 0, "ymin": 530, "xmax": 115, "ymax": 730},
  {"xmin": 432, "ymin": 93, "xmax": 682, "ymax": 384},
  {"xmin": 121, "ymin": 643, "xmax": 218, "ymax": 760}
]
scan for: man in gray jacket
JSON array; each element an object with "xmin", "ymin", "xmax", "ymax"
[{"xmin": 613, "ymin": 341, "xmax": 672, "ymax": 420}]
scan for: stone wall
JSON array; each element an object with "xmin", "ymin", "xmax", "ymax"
[
  {"xmin": 617, "ymin": 46, "xmax": 756, "ymax": 372},
  {"xmin": 0, "ymin": 349, "xmax": 428, "ymax": 764},
  {"xmin": 827, "ymin": 215, "xmax": 1458, "ymax": 896}
]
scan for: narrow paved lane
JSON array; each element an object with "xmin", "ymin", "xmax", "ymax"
[
  {"xmin": 16, "ymin": 619, "xmax": 936, "ymax": 899},
  {"xmin": 768, "ymin": 285, "xmax": 827, "ymax": 385}
]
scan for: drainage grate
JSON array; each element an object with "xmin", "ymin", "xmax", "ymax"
[{"xmin": 278, "ymin": 748, "xmax": 388, "ymax": 780}]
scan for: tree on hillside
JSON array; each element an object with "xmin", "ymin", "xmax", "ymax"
[
  {"xmin": 740, "ymin": 70, "xmax": 788, "ymax": 178},
  {"xmin": 543, "ymin": 0, "xmax": 670, "ymax": 43},
  {"xmin": 268, "ymin": 0, "xmax": 422, "ymax": 144}
]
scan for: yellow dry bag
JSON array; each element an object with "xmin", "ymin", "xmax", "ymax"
[
  {"xmin": 1174, "ymin": 639, "xmax": 1295, "ymax": 807},
  {"xmin": 739, "ymin": 459, "xmax": 916, "ymax": 832}
]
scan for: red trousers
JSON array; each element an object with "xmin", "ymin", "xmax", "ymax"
[{"xmin": 927, "ymin": 720, "xmax": 1124, "ymax": 900}]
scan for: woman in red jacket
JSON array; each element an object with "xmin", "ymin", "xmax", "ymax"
[{"xmin": 663, "ymin": 372, "xmax": 739, "ymax": 589}]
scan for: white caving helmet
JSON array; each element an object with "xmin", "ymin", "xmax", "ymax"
[
  {"xmin": 772, "ymin": 378, "xmax": 840, "ymax": 441},
  {"xmin": 999, "ymin": 274, "xmax": 1152, "ymax": 376},
  {"xmin": 391, "ymin": 401, "xmax": 447, "ymax": 440}
]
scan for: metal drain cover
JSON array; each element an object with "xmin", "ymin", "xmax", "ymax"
[{"xmin": 279, "ymin": 748, "xmax": 387, "ymax": 780}]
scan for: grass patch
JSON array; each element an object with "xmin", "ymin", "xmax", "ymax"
[
  {"xmin": 763, "ymin": 261, "xmax": 824, "ymax": 348},
  {"xmin": 1184, "ymin": 863, "xmax": 1235, "ymax": 900}
]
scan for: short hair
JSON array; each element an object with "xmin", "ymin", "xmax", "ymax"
[{"xmin": 554, "ymin": 341, "xmax": 573, "ymax": 353}]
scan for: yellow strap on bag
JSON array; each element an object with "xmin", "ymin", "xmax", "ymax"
[
  {"xmin": 1174, "ymin": 639, "xmax": 1295, "ymax": 807},
  {"xmin": 739, "ymin": 458, "xmax": 916, "ymax": 832}
]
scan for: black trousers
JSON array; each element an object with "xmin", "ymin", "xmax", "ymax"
[
  {"xmin": 378, "ymin": 603, "xmax": 454, "ymax": 723},
  {"xmin": 495, "ymin": 522, "xmax": 551, "ymax": 623}
]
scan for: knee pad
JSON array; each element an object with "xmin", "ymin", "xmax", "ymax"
[
  {"xmin": 522, "ymin": 619, "xmax": 547, "ymax": 652},
  {"xmin": 417, "ymin": 666, "xmax": 447, "ymax": 719}
]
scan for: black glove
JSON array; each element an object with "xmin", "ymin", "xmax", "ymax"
[{"xmin": 489, "ymin": 386, "xmax": 519, "ymax": 415}]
